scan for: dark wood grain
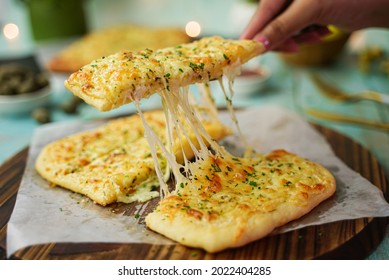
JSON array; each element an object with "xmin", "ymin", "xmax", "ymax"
[
  {"xmin": 0, "ymin": 148, "xmax": 28, "ymax": 260},
  {"xmin": 1, "ymin": 124, "xmax": 388, "ymax": 260}
]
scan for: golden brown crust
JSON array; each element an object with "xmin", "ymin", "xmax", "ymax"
[
  {"xmin": 64, "ymin": 36, "xmax": 265, "ymax": 111},
  {"xmin": 146, "ymin": 150, "xmax": 336, "ymax": 252},
  {"xmin": 47, "ymin": 30, "xmax": 334, "ymax": 253},
  {"xmin": 35, "ymin": 111, "xmax": 231, "ymax": 206}
]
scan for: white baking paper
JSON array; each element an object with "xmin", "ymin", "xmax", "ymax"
[{"xmin": 7, "ymin": 105, "xmax": 389, "ymax": 257}]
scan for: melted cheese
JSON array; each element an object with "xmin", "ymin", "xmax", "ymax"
[
  {"xmin": 218, "ymin": 67, "xmax": 255, "ymax": 158},
  {"xmin": 64, "ymin": 36, "xmax": 264, "ymax": 111},
  {"xmin": 145, "ymin": 149, "xmax": 335, "ymax": 252},
  {"xmin": 35, "ymin": 109, "xmax": 230, "ymax": 206},
  {"xmin": 61, "ymin": 36, "xmax": 336, "ymax": 252},
  {"xmin": 123, "ymin": 43, "xmax": 335, "ymax": 253},
  {"xmin": 123, "ymin": 46, "xmax": 258, "ymax": 202},
  {"xmin": 133, "ymin": 83, "xmax": 231, "ymax": 198},
  {"xmin": 174, "ymin": 150, "xmax": 333, "ymax": 212}
]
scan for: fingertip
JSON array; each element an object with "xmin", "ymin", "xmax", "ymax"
[{"xmin": 253, "ymin": 35, "xmax": 271, "ymax": 50}]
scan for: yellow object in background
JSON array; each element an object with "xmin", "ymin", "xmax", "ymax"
[{"xmin": 281, "ymin": 25, "xmax": 350, "ymax": 66}]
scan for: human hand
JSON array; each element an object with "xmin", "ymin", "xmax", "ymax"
[{"xmin": 240, "ymin": 0, "xmax": 389, "ymax": 52}]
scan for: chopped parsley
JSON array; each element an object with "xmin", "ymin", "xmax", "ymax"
[
  {"xmin": 189, "ymin": 62, "xmax": 205, "ymax": 71},
  {"xmin": 211, "ymin": 163, "xmax": 221, "ymax": 172},
  {"xmin": 249, "ymin": 181, "xmax": 257, "ymax": 187}
]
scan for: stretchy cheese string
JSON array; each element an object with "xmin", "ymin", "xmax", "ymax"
[
  {"xmin": 219, "ymin": 62, "xmax": 255, "ymax": 158},
  {"xmin": 133, "ymin": 63, "xmax": 251, "ymax": 198},
  {"xmin": 133, "ymin": 99, "xmax": 181, "ymax": 197}
]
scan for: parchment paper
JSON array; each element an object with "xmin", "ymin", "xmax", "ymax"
[{"xmin": 7, "ymin": 105, "xmax": 389, "ymax": 257}]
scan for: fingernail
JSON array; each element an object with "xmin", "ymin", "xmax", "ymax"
[{"xmin": 255, "ymin": 35, "xmax": 270, "ymax": 50}]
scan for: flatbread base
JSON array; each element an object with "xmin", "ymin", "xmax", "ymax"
[{"xmin": 146, "ymin": 149, "xmax": 336, "ymax": 252}]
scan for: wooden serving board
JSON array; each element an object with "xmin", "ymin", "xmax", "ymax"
[{"xmin": 0, "ymin": 124, "xmax": 388, "ymax": 260}]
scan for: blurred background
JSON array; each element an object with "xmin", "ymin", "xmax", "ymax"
[{"xmin": 0, "ymin": 0, "xmax": 257, "ymax": 55}]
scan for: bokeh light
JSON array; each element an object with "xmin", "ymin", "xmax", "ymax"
[
  {"xmin": 185, "ymin": 21, "xmax": 201, "ymax": 38},
  {"xmin": 3, "ymin": 23, "xmax": 20, "ymax": 40}
]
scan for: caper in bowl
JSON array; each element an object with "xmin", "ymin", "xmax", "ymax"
[{"xmin": 0, "ymin": 63, "xmax": 51, "ymax": 115}]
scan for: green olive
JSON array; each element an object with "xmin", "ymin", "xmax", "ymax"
[
  {"xmin": 0, "ymin": 63, "xmax": 49, "ymax": 95},
  {"xmin": 60, "ymin": 96, "xmax": 84, "ymax": 114},
  {"xmin": 32, "ymin": 107, "xmax": 51, "ymax": 124}
]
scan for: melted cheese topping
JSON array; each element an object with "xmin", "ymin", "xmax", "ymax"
[
  {"xmin": 133, "ymin": 83, "xmax": 230, "ymax": 198},
  {"xmin": 64, "ymin": 36, "xmax": 264, "ymax": 111},
  {"xmin": 116, "ymin": 39, "xmax": 262, "ymax": 200},
  {"xmin": 35, "ymin": 110, "xmax": 230, "ymax": 206},
  {"xmin": 63, "ymin": 37, "xmax": 265, "ymax": 194},
  {"xmin": 124, "ymin": 42, "xmax": 335, "ymax": 253},
  {"xmin": 129, "ymin": 62, "xmax": 260, "ymax": 203},
  {"xmin": 61, "ymin": 36, "xmax": 336, "ymax": 252},
  {"xmin": 145, "ymin": 148, "xmax": 335, "ymax": 252},
  {"xmin": 158, "ymin": 149, "xmax": 334, "ymax": 219}
]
